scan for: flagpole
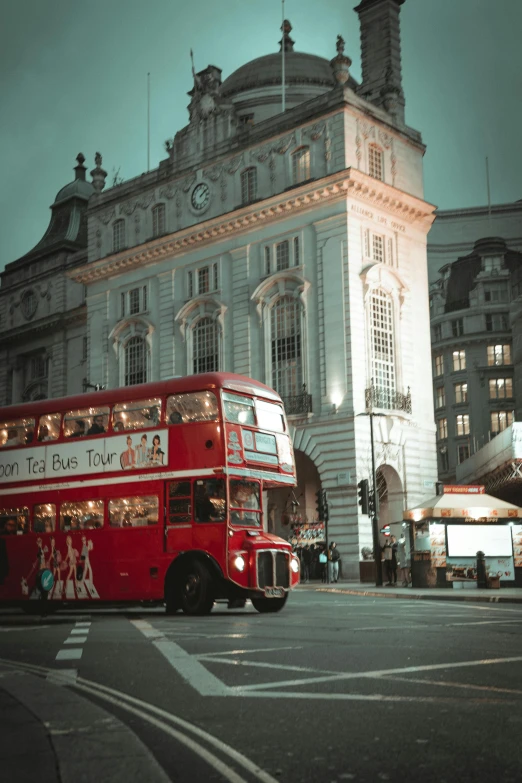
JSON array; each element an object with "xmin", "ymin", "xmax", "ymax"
[
  {"xmin": 282, "ymin": 0, "xmax": 286, "ymax": 113},
  {"xmin": 486, "ymin": 156, "xmax": 492, "ymax": 232},
  {"xmin": 147, "ymin": 72, "xmax": 150, "ymax": 173}
]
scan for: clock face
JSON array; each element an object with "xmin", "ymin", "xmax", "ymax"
[{"xmin": 191, "ymin": 182, "xmax": 211, "ymax": 211}]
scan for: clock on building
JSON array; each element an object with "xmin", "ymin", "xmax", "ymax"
[{"xmin": 191, "ymin": 182, "xmax": 211, "ymax": 212}]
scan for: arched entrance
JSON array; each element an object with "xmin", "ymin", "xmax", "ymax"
[
  {"xmin": 266, "ymin": 449, "xmax": 324, "ymax": 545},
  {"xmin": 376, "ymin": 464, "xmax": 405, "ymax": 544}
]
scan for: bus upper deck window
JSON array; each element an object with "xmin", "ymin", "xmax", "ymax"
[
  {"xmin": 113, "ymin": 398, "xmax": 162, "ymax": 430},
  {"xmin": 64, "ymin": 408, "xmax": 110, "ymax": 439},
  {"xmin": 0, "ymin": 419, "xmax": 35, "ymax": 447},
  {"xmin": 222, "ymin": 392, "xmax": 255, "ymax": 426},
  {"xmin": 37, "ymin": 413, "xmax": 61, "ymax": 442},
  {"xmin": 254, "ymin": 399, "xmax": 285, "ymax": 433},
  {"xmin": 166, "ymin": 392, "xmax": 218, "ymax": 424}
]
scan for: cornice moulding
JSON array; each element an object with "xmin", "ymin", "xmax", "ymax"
[{"xmin": 71, "ymin": 169, "xmax": 436, "ymax": 284}]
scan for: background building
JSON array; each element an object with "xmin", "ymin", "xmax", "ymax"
[
  {"xmin": 0, "ymin": 155, "xmax": 92, "ymax": 404},
  {"xmin": 1, "ymin": 0, "xmax": 438, "ymax": 576}
]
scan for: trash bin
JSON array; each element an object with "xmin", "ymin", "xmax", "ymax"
[{"xmin": 476, "ymin": 550, "xmax": 487, "ymax": 589}]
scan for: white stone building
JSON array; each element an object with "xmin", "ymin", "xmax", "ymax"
[{"xmin": 1, "ymin": 0, "xmax": 438, "ymax": 576}]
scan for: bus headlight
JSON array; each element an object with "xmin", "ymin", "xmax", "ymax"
[
  {"xmin": 234, "ymin": 555, "xmax": 246, "ymax": 572},
  {"xmin": 290, "ymin": 556, "xmax": 300, "ymax": 574}
]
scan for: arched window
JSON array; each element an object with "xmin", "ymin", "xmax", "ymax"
[
  {"xmin": 368, "ymin": 144, "xmax": 384, "ymax": 181},
  {"xmin": 193, "ymin": 317, "xmax": 219, "ymax": 374},
  {"xmin": 292, "ymin": 147, "xmax": 310, "ymax": 185},
  {"xmin": 241, "ymin": 167, "xmax": 257, "ymax": 205},
  {"xmin": 369, "ymin": 288, "xmax": 396, "ymax": 407},
  {"xmin": 125, "ymin": 336, "xmax": 147, "ymax": 386},
  {"xmin": 152, "ymin": 204, "xmax": 166, "ymax": 237},
  {"xmin": 271, "ymin": 296, "xmax": 302, "ymax": 398},
  {"xmin": 113, "ymin": 219, "xmax": 126, "ymax": 253}
]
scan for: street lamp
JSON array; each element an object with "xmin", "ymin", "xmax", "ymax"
[{"xmin": 356, "ymin": 408, "xmax": 386, "ymax": 587}]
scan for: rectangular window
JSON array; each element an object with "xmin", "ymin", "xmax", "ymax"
[
  {"xmin": 456, "ymin": 414, "xmax": 470, "ymax": 436},
  {"xmin": 435, "ymin": 387, "xmax": 445, "ymax": 408},
  {"xmin": 372, "ymin": 234, "xmax": 384, "ymax": 264},
  {"xmin": 292, "ymin": 147, "xmax": 310, "ymax": 184},
  {"xmin": 30, "ymin": 355, "xmax": 47, "ymax": 380},
  {"xmin": 483, "ymin": 256, "xmax": 503, "ymax": 273},
  {"xmin": 33, "ymin": 504, "xmax": 57, "ymax": 533},
  {"xmin": 60, "ymin": 499, "xmax": 104, "ymax": 531},
  {"xmin": 434, "ymin": 355, "xmax": 444, "ymax": 377},
  {"xmin": 457, "ymin": 444, "xmax": 470, "ymax": 464},
  {"xmin": 109, "ymin": 496, "xmax": 159, "ymax": 527},
  {"xmin": 368, "ymin": 145, "xmax": 384, "ymax": 181},
  {"xmin": 433, "ymin": 324, "xmax": 442, "ymax": 342},
  {"xmin": 487, "ymin": 344, "xmax": 511, "ymax": 366},
  {"xmin": 490, "ymin": 410, "xmax": 513, "ymax": 435},
  {"xmin": 276, "ymin": 241, "xmax": 289, "ymax": 271},
  {"xmin": 198, "ymin": 267, "xmax": 209, "ymax": 295},
  {"xmin": 152, "ymin": 204, "xmax": 166, "ymax": 237},
  {"xmin": 241, "ymin": 168, "xmax": 257, "ymax": 204},
  {"xmin": 188, "ymin": 271, "xmax": 194, "ymax": 299},
  {"xmin": 484, "ymin": 284, "xmax": 508, "ymax": 303},
  {"xmin": 454, "ymin": 383, "xmax": 468, "ymax": 404},
  {"xmin": 437, "ymin": 418, "xmax": 448, "ymax": 439},
  {"xmin": 451, "ymin": 319, "xmax": 464, "ymax": 337},
  {"xmin": 129, "ymin": 288, "xmax": 140, "ymax": 315},
  {"xmin": 440, "ymin": 449, "xmax": 449, "ymax": 473},
  {"xmin": 82, "ymin": 337, "xmax": 88, "ymax": 362},
  {"xmin": 112, "ymin": 398, "xmax": 162, "ymax": 431},
  {"xmin": 489, "ymin": 378, "xmax": 513, "ymax": 399},
  {"xmin": 121, "ymin": 292, "xmax": 125, "ymax": 318},
  {"xmin": 213, "ymin": 262, "xmax": 219, "ymax": 292},
  {"xmin": 452, "ymin": 350, "xmax": 466, "ymax": 371},
  {"xmin": 486, "ymin": 312, "xmax": 509, "ymax": 331}
]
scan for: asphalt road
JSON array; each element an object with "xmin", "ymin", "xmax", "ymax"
[{"xmin": 1, "ymin": 589, "xmax": 522, "ymax": 783}]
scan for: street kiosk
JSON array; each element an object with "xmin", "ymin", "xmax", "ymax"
[{"xmin": 404, "ymin": 486, "xmax": 522, "ymax": 589}]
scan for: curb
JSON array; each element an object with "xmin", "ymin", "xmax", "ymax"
[{"xmin": 298, "ymin": 584, "xmax": 522, "ymax": 604}]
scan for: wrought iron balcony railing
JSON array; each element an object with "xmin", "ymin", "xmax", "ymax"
[
  {"xmin": 282, "ymin": 384, "xmax": 313, "ymax": 417},
  {"xmin": 365, "ymin": 383, "xmax": 412, "ymax": 414}
]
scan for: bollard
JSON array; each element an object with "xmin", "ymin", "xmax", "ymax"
[{"xmin": 476, "ymin": 550, "xmax": 487, "ymax": 589}]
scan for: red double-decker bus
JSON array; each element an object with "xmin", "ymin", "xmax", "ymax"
[{"xmin": 0, "ymin": 373, "xmax": 299, "ymax": 614}]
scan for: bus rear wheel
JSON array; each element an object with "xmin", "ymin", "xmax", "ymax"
[
  {"xmin": 180, "ymin": 562, "xmax": 214, "ymax": 615},
  {"xmin": 251, "ymin": 594, "xmax": 288, "ymax": 613}
]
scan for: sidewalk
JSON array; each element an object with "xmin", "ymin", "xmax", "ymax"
[
  {"xmin": 297, "ymin": 580, "xmax": 522, "ymax": 604},
  {"xmin": 0, "ymin": 669, "xmax": 171, "ymax": 783}
]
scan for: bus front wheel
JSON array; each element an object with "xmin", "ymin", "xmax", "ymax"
[
  {"xmin": 251, "ymin": 594, "xmax": 288, "ymax": 613},
  {"xmin": 180, "ymin": 561, "xmax": 214, "ymax": 615}
]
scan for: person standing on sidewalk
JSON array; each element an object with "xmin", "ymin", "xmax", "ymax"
[
  {"xmin": 398, "ymin": 533, "xmax": 410, "ymax": 586},
  {"xmin": 382, "ymin": 538, "xmax": 393, "ymax": 585},
  {"xmin": 328, "ymin": 541, "xmax": 341, "ymax": 583}
]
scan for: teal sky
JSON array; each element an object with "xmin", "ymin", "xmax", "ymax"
[{"xmin": 1, "ymin": 0, "xmax": 520, "ymax": 273}]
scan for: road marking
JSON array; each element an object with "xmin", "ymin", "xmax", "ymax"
[
  {"xmin": 235, "ymin": 654, "xmax": 522, "ymax": 692},
  {"xmin": 196, "ymin": 646, "xmax": 302, "ymax": 658},
  {"xmin": 132, "ymin": 620, "xmax": 228, "ymax": 696},
  {"xmin": 380, "ymin": 674, "xmax": 522, "ymax": 697},
  {"xmin": 198, "ymin": 657, "xmax": 340, "ymax": 675},
  {"xmin": 0, "ymin": 626, "xmax": 52, "ymax": 632},
  {"xmin": 63, "ymin": 636, "xmax": 88, "ymax": 644},
  {"xmin": 55, "ymin": 648, "xmax": 83, "ymax": 661}
]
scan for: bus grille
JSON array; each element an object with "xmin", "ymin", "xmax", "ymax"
[{"xmin": 256, "ymin": 551, "xmax": 290, "ymax": 589}]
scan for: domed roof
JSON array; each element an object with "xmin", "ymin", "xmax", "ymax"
[
  {"xmin": 222, "ymin": 51, "xmax": 336, "ymax": 97},
  {"xmin": 54, "ymin": 177, "xmax": 94, "ymax": 205}
]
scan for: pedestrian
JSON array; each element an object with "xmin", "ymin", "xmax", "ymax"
[
  {"xmin": 382, "ymin": 538, "xmax": 393, "ymax": 585},
  {"xmin": 319, "ymin": 548, "xmax": 328, "ymax": 582},
  {"xmin": 328, "ymin": 541, "xmax": 341, "ymax": 583},
  {"xmin": 398, "ymin": 532, "xmax": 410, "ymax": 586}
]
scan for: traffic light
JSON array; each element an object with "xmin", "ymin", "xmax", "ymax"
[
  {"xmin": 357, "ymin": 479, "xmax": 369, "ymax": 515},
  {"xmin": 323, "ymin": 491, "xmax": 329, "ymax": 522},
  {"xmin": 315, "ymin": 489, "xmax": 325, "ymax": 520}
]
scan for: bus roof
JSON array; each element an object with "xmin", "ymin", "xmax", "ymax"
[{"xmin": 0, "ymin": 373, "xmax": 283, "ymax": 418}]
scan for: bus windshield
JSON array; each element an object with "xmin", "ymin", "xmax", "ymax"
[{"xmin": 229, "ymin": 479, "xmax": 261, "ymax": 527}]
